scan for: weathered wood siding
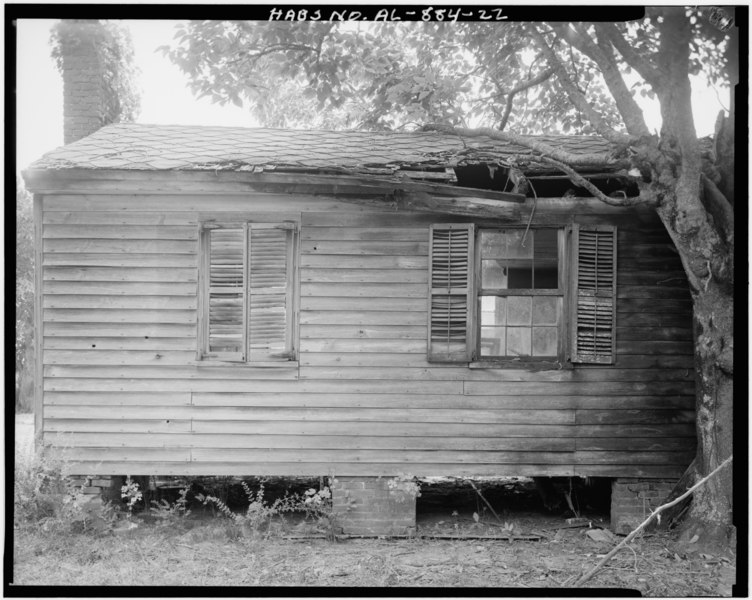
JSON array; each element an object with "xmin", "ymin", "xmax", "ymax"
[{"xmin": 40, "ymin": 193, "xmax": 696, "ymax": 478}]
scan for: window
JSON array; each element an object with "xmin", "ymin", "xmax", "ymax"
[
  {"xmin": 478, "ymin": 229, "xmax": 564, "ymax": 358},
  {"xmin": 428, "ymin": 223, "xmax": 616, "ymax": 365},
  {"xmin": 198, "ymin": 222, "xmax": 297, "ymax": 363}
]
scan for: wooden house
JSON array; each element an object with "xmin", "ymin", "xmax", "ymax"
[{"xmin": 23, "ymin": 123, "xmax": 696, "ymax": 534}]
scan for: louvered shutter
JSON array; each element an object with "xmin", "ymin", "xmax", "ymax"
[
  {"xmin": 428, "ymin": 224, "xmax": 475, "ymax": 362},
  {"xmin": 248, "ymin": 224, "xmax": 295, "ymax": 361},
  {"xmin": 206, "ymin": 226, "xmax": 246, "ymax": 361},
  {"xmin": 571, "ymin": 225, "xmax": 616, "ymax": 364}
]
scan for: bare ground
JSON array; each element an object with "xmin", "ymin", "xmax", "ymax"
[{"xmin": 11, "ymin": 519, "xmax": 735, "ymax": 593}]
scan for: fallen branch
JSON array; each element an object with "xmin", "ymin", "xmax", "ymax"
[
  {"xmin": 465, "ymin": 479, "xmax": 503, "ymax": 524},
  {"xmin": 421, "ymin": 123, "xmax": 625, "ymax": 168},
  {"xmin": 538, "ymin": 155, "xmax": 651, "ymax": 207},
  {"xmin": 573, "ymin": 455, "xmax": 733, "ymax": 587}
]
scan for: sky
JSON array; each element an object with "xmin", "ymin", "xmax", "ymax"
[{"xmin": 16, "ymin": 19, "xmax": 730, "ymax": 172}]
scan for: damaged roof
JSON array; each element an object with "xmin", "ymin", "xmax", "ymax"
[{"xmin": 28, "ymin": 123, "xmax": 615, "ymax": 176}]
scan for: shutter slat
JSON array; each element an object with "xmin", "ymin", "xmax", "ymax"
[
  {"xmin": 428, "ymin": 224, "xmax": 474, "ymax": 362},
  {"xmin": 571, "ymin": 226, "xmax": 616, "ymax": 364}
]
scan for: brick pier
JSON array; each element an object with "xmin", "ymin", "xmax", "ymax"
[
  {"xmin": 610, "ymin": 477, "xmax": 677, "ymax": 534},
  {"xmin": 331, "ymin": 476, "xmax": 417, "ymax": 537}
]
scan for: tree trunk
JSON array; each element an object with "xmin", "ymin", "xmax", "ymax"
[
  {"xmin": 678, "ymin": 282, "xmax": 734, "ymax": 546},
  {"xmin": 653, "ymin": 183, "xmax": 734, "ymax": 548}
]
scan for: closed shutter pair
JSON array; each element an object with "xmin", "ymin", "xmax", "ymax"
[
  {"xmin": 428, "ymin": 223, "xmax": 616, "ymax": 364},
  {"xmin": 200, "ymin": 222, "xmax": 296, "ymax": 362}
]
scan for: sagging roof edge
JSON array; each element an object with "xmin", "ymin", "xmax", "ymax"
[{"xmin": 22, "ymin": 167, "xmax": 530, "ymax": 203}]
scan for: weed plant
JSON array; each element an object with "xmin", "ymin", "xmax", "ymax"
[
  {"xmin": 14, "ymin": 445, "xmax": 88, "ymax": 532},
  {"xmin": 150, "ymin": 486, "xmax": 192, "ymax": 524},
  {"xmin": 196, "ymin": 481, "xmax": 335, "ymax": 539}
]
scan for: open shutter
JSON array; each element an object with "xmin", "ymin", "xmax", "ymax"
[
  {"xmin": 428, "ymin": 223, "xmax": 475, "ymax": 362},
  {"xmin": 248, "ymin": 224, "xmax": 295, "ymax": 361},
  {"xmin": 206, "ymin": 226, "xmax": 246, "ymax": 360},
  {"xmin": 571, "ymin": 225, "xmax": 616, "ymax": 364}
]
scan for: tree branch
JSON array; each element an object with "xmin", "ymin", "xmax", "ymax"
[
  {"xmin": 597, "ymin": 23, "xmax": 664, "ymax": 90},
  {"xmin": 538, "ymin": 156, "xmax": 652, "ymax": 207},
  {"xmin": 528, "ymin": 25, "xmax": 630, "ymax": 145},
  {"xmin": 226, "ymin": 43, "xmax": 319, "ymax": 67},
  {"xmin": 421, "ymin": 124, "xmax": 626, "ymax": 168},
  {"xmin": 499, "ymin": 68, "xmax": 554, "ymax": 131},
  {"xmin": 559, "ymin": 23, "xmax": 651, "ymax": 137}
]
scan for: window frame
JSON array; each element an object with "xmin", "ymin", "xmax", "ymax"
[
  {"xmin": 471, "ymin": 227, "xmax": 570, "ymax": 367},
  {"xmin": 197, "ymin": 220, "xmax": 299, "ymax": 366}
]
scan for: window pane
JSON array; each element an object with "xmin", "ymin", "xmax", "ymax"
[
  {"xmin": 481, "ymin": 259, "xmax": 508, "ymax": 289},
  {"xmin": 532, "ymin": 296, "xmax": 559, "ymax": 325},
  {"xmin": 480, "ymin": 296, "xmax": 506, "ymax": 326},
  {"xmin": 534, "ymin": 229, "xmax": 559, "ymax": 289},
  {"xmin": 503, "ymin": 230, "xmax": 533, "ymax": 259},
  {"xmin": 507, "ymin": 327, "xmax": 531, "ymax": 356},
  {"xmin": 507, "ymin": 296, "xmax": 532, "ymax": 325},
  {"xmin": 508, "ymin": 263, "xmax": 532, "ymax": 288},
  {"xmin": 479, "ymin": 231, "xmax": 502, "ymax": 259},
  {"xmin": 480, "ymin": 326, "xmax": 506, "ymax": 355},
  {"xmin": 532, "ymin": 326, "xmax": 558, "ymax": 356},
  {"xmin": 480, "ymin": 230, "xmax": 532, "ymax": 259}
]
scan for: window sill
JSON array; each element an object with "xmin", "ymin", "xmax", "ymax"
[
  {"xmin": 469, "ymin": 359, "xmax": 571, "ymax": 371},
  {"xmin": 192, "ymin": 360, "xmax": 299, "ymax": 368}
]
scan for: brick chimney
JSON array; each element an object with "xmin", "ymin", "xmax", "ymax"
[{"xmin": 59, "ymin": 21, "xmax": 109, "ymax": 145}]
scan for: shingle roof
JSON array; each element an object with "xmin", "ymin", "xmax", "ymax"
[{"xmin": 28, "ymin": 123, "xmax": 614, "ymax": 173}]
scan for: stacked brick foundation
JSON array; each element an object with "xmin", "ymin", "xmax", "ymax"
[
  {"xmin": 611, "ymin": 477, "xmax": 677, "ymax": 534},
  {"xmin": 331, "ymin": 477, "xmax": 417, "ymax": 537},
  {"xmin": 68, "ymin": 475, "xmax": 121, "ymax": 507}
]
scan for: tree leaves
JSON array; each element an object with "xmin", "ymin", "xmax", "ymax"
[{"xmin": 161, "ymin": 20, "xmax": 731, "ymax": 134}]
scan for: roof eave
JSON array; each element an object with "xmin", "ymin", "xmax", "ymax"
[{"xmin": 22, "ymin": 167, "xmax": 526, "ymax": 204}]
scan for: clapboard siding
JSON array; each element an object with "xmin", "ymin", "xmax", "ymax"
[
  {"xmin": 39, "ymin": 192, "xmax": 695, "ymax": 478},
  {"xmin": 44, "ymin": 309, "xmax": 197, "ymax": 323},
  {"xmin": 43, "ymin": 391, "xmax": 693, "ymax": 411},
  {"xmin": 44, "ymin": 337, "xmax": 196, "ymax": 350},
  {"xmin": 43, "ymin": 254, "xmax": 198, "ymax": 267},
  {"xmin": 44, "ymin": 225, "xmax": 197, "ymax": 239},
  {"xmin": 44, "ymin": 296, "xmax": 198, "ymax": 309}
]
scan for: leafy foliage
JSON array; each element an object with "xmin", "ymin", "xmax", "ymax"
[
  {"xmin": 50, "ymin": 19, "xmax": 141, "ymax": 124},
  {"xmin": 16, "ymin": 178, "xmax": 34, "ymax": 412},
  {"xmin": 14, "ymin": 444, "xmax": 92, "ymax": 532},
  {"xmin": 161, "ymin": 18, "xmax": 730, "ymax": 134}
]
